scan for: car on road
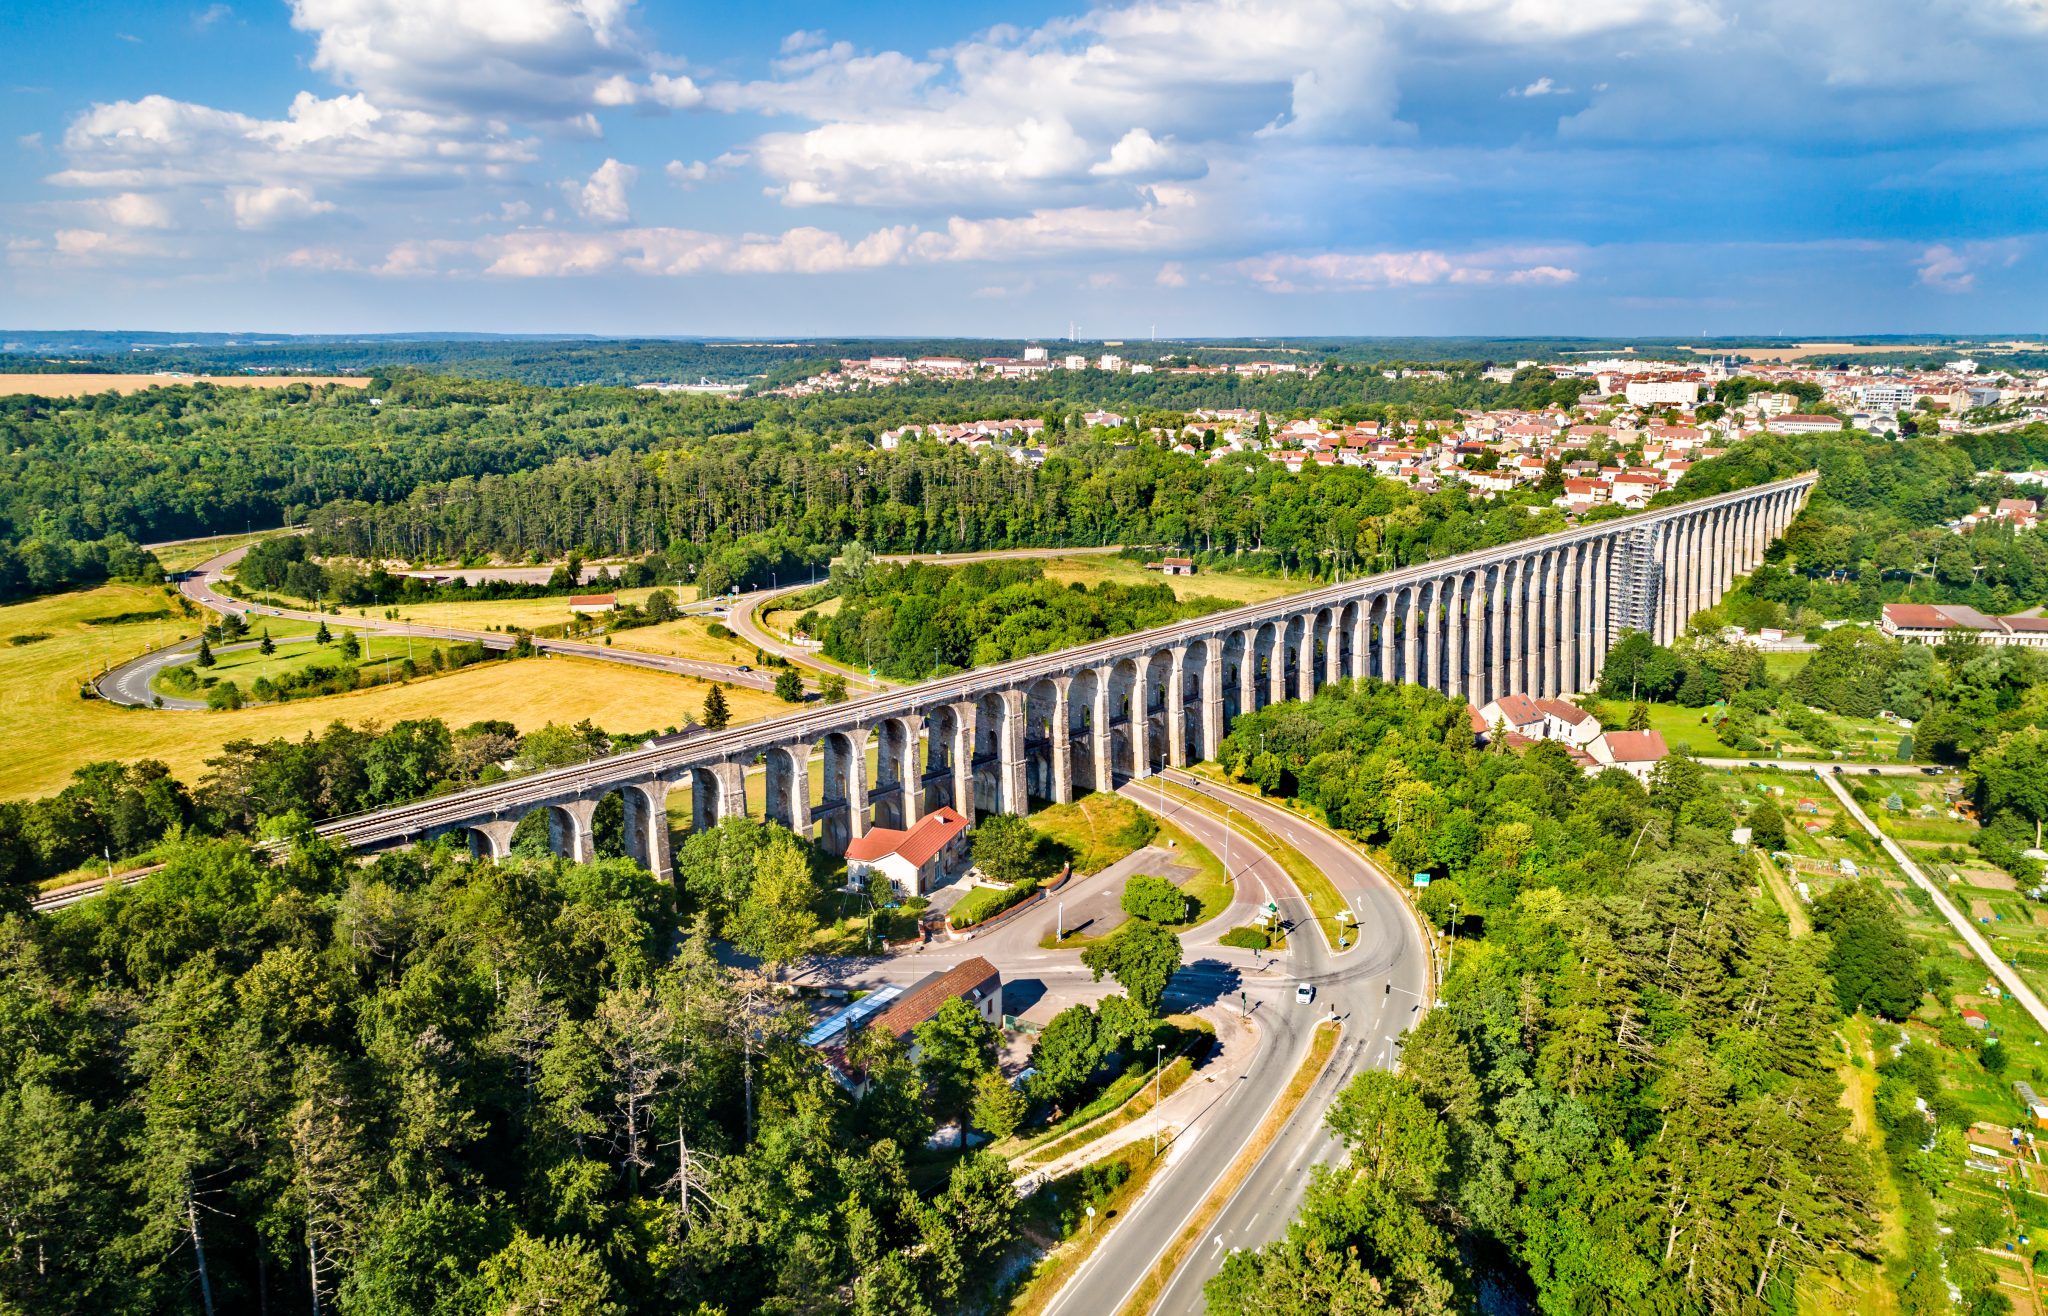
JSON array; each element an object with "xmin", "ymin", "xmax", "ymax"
[
  {"xmin": 737, "ymin": 665, "xmax": 752, "ymax": 672},
  {"xmin": 1866, "ymin": 767, "xmax": 1881, "ymax": 775},
  {"xmin": 1295, "ymin": 983, "xmax": 1315, "ymax": 1005}
]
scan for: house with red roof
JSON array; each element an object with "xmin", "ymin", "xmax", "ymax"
[
  {"xmin": 1587, "ymin": 729, "xmax": 1669, "ymax": 782},
  {"xmin": 844, "ymin": 806, "xmax": 972, "ymax": 898}
]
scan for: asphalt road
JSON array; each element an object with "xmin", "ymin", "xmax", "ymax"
[
  {"xmin": 97, "ymin": 632, "xmax": 316, "ymax": 709},
  {"xmin": 1037, "ymin": 775, "xmax": 1430, "ymax": 1316},
  {"xmin": 1695, "ymin": 756, "xmax": 1945, "ymax": 778}
]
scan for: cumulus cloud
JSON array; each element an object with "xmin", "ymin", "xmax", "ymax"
[
  {"xmin": 53, "ymin": 91, "xmax": 533, "ymax": 192},
  {"xmin": 1512, "ymin": 77, "xmax": 1571, "ymax": 96},
  {"xmin": 230, "ymin": 184, "xmax": 336, "ymax": 228},
  {"xmin": 567, "ymin": 157, "xmax": 636, "ymax": 222},
  {"xmin": 286, "ymin": 0, "xmax": 647, "ymax": 117},
  {"xmin": 1156, "ymin": 260, "xmax": 1187, "ymax": 286},
  {"xmin": 1916, "ymin": 239, "xmax": 2024, "ymax": 292},
  {"xmin": 665, "ymin": 159, "xmax": 710, "ymax": 186},
  {"xmin": 1238, "ymin": 246, "xmax": 1580, "ymax": 291}
]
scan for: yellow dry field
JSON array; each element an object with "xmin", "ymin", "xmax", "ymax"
[
  {"xmin": 0, "ymin": 582, "xmax": 784, "ymax": 800},
  {"xmin": 1033, "ymin": 555, "xmax": 1309, "ymax": 605},
  {"xmin": 0, "ymin": 374, "xmax": 370, "ymax": 398},
  {"xmin": 610, "ymin": 616, "xmax": 758, "ymax": 666},
  {"xmin": 366, "ymin": 588, "xmax": 667, "ymax": 634}
]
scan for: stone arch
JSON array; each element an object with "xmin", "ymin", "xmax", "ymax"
[
  {"xmin": 690, "ymin": 762, "xmax": 746, "ymax": 835},
  {"xmin": 873, "ymin": 716, "xmax": 921, "ymax": 829},
  {"xmin": 973, "ymin": 689, "xmax": 1013, "ymax": 816},
  {"xmin": 1106, "ymin": 654, "xmax": 1144, "ymax": 780},
  {"xmin": 1177, "ymin": 639, "xmax": 1210, "ymax": 764},
  {"xmin": 763, "ymin": 742, "xmax": 813, "ymax": 838},
  {"xmin": 1137, "ymin": 649, "xmax": 1173, "ymax": 775},
  {"xmin": 1022, "ymin": 676, "xmax": 1063, "ymax": 806},
  {"xmin": 818, "ymin": 729, "xmax": 870, "ymax": 855},
  {"xmin": 1069, "ymin": 665, "xmax": 1109, "ymax": 796},
  {"xmin": 924, "ymin": 702, "xmax": 970, "ymax": 818},
  {"xmin": 1221, "ymin": 628, "xmax": 1249, "ymax": 724},
  {"xmin": 1253, "ymin": 619, "xmax": 1283, "ymax": 710}
]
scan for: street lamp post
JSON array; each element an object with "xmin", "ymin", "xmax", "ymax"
[{"xmin": 1151, "ymin": 1042, "xmax": 1165, "ymax": 1155}]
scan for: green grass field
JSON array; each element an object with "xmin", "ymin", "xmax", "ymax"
[
  {"xmin": 0, "ymin": 582, "xmax": 794, "ymax": 800},
  {"xmin": 1029, "ymin": 793, "xmax": 1160, "ymax": 874},
  {"xmin": 154, "ymin": 630, "xmax": 423, "ymax": 699},
  {"xmin": 1034, "ymin": 555, "xmax": 1309, "ymax": 606}
]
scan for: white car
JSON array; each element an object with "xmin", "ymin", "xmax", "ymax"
[{"xmin": 1295, "ymin": 983, "xmax": 1315, "ymax": 1005}]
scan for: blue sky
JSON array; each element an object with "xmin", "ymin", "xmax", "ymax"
[{"xmin": 4, "ymin": 0, "xmax": 2046, "ymax": 337}]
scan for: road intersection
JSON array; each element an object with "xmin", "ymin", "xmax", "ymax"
[{"xmin": 788, "ymin": 771, "xmax": 1431, "ymax": 1315}]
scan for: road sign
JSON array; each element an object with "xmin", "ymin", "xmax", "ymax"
[{"xmin": 1413, "ymin": 872, "xmax": 1431, "ymax": 888}]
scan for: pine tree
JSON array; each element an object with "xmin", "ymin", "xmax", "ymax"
[
  {"xmin": 259, "ymin": 629, "xmax": 275, "ymax": 656},
  {"xmin": 702, "ymin": 684, "xmax": 731, "ymax": 731},
  {"xmin": 315, "ymin": 621, "xmax": 332, "ymax": 646},
  {"xmin": 194, "ymin": 636, "xmax": 215, "ymax": 668}
]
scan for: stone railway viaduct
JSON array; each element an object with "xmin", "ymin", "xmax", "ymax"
[{"xmin": 312, "ymin": 473, "xmax": 1817, "ymax": 877}]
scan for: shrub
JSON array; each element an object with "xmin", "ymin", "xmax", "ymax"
[
  {"xmin": 1219, "ymin": 926, "xmax": 1270, "ymax": 951},
  {"xmin": 949, "ymin": 880, "xmax": 1039, "ymax": 929},
  {"xmin": 707, "ymin": 622, "xmax": 735, "ymax": 639}
]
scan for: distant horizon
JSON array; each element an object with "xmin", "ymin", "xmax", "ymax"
[{"xmin": 5, "ymin": 328, "xmax": 2041, "ymax": 348}]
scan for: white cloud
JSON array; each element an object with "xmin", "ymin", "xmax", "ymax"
[
  {"xmin": 593, "ymin": 71, "xmax": 703, "ymax": 109},
  {"xmin": 467, "ymin": 223, "xmax": 917, "ymax": 277},
  {"xmin": 567, "ymin": 157, "xmax": 636, "ymax": 222},
  {"xmin": 665, "ymin": 158, "xmax": 710, "ymax": 186},
  {"xmin": 193, "ymin": 4, "xmax": 234, "ymax": 30},
  {"xmin": 705, "ymin": 42, "xmax": 937, "ymax": 117},
  {"xmin": 1512, "ymin": 77, "xmax": 1571, "ymax": 96},
  {"xmin": 54, "ymin": 91, "xmax": 534, "ymax": 192},
  {"xmin": 286, "ymin": 0, "xmax": 646, "ymax": 117},
  {"xmin": 1917, "ymin": 239, "xmax": 2024, "ymax": 292},
  {"xmin": 1090, "ymin": 128, "xmax": 1194, "ymax": 177},
  {"xmin": 40, "ymin": 228, "xmax": 160, "ymax": 265},
  {"xmin": 1238, "ymin": 246, "xmax": 1580, "ymax": 291},
  {"xmin": 103, "ymin": 191, "xmax": 174, "ymax": 229},
  {"xmin": 278, "ymin": 245, "xmax": 360, "ymax": 271},
  {"xmin": 1156, "ymin": 260, "xmax": 1187, "ymax": 286},
  {"xmin": 230, "ymin": 184, "xmax": 337, "ymax": 228}
]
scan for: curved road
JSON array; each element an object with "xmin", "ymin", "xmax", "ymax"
[
  {"xmin": 94, "ymin": 546, "xmax": 780, "ymax": 707},
  {"xmin": 98, "ymin": 632, "xmax": 317, "ymax": 709}
]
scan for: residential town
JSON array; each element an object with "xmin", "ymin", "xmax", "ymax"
[{"xmin": 805, "ymin": 352, "xmax": 2048, "ymax": 514}]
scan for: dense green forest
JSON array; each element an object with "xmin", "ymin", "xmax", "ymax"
[
  {"xmin": 0, "ymin": 830, "xmax": 1048, "ymax": 1314},
  {"xmin": 1672, "ymin": 423, "xmax": 2048, "ymax": 628},
  {"xmin": 1204, "ymin": 680, "xmax": 1912, "ymax": 1315},
  {"xmin": 811, "ymin": 558, "xmax": 1238, "ymax": 681},
  {"xmin": 0, "ymin": 717, "xmax": 664, "ymax": 901}
]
